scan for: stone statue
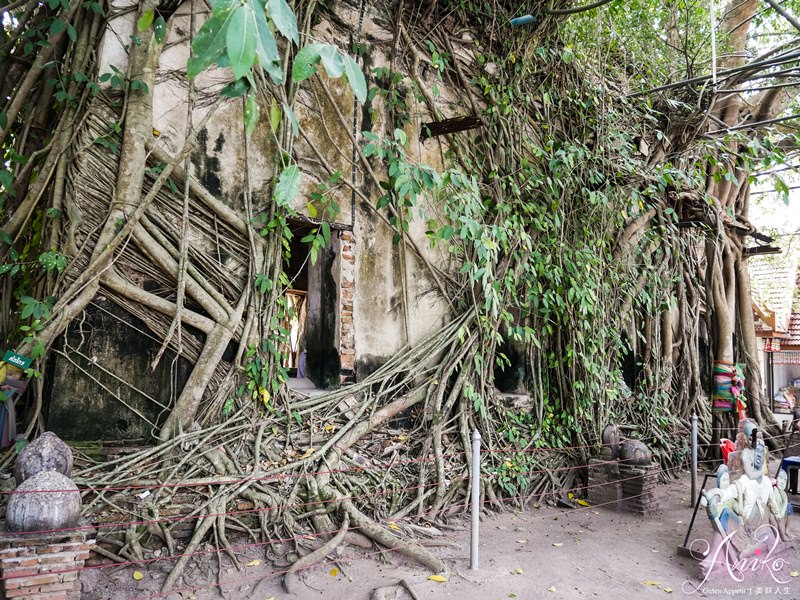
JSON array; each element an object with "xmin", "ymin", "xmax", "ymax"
[{"xmin": 701, "ymin": 419, "xmax": 791, "ymax": 567}]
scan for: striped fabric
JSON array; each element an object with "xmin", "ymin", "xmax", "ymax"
[{"xmin": 712, "ymin": 361, "xmax": 746, "ymax": 413}]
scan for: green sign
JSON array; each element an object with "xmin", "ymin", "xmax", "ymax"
[{"xmin": 2, "ymin": 351, "xmax": 31, "ymax": 370}]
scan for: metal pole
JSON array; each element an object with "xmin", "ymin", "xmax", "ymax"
[
  {"xmin": 691, "ymin": 413, "xmax": 698, "ymax": 507},
  {"xmin": 470, "ymin": 429, "xmax": 481, "ymax": 571}
]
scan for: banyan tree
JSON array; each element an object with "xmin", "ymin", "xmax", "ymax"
[{"xmin": 1, "ymin": 0, "xmax": 798, "ymax": 590}]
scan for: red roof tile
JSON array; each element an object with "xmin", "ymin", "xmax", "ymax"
[
  {"xmin": 749, "ymin": 255, "xmax": 799, "ymax": 334},
  {"xmin": 786, "ymin": 312, "xmax": 800, "ymax": 346}
]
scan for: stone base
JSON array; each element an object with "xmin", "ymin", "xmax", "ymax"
[
  {"xmin": 587, "ymin": 458, "xmax": 659, "ymax": 514},
  {"xmin": 587, "ymin": 458, "xmax": 623, "ymax": 509},
  {"xmin": 0, "ymin": 523, "xmax": 95, "ymax": 600},
  {"xmin": 618, "ymin": 463, "xmax": 660, "ymax": 514}
]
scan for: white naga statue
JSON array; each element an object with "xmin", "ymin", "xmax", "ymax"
[{"xmin": 701, "ymin": 419, "xmax": 791, "ymax": 560}]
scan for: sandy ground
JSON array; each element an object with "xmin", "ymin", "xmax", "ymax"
[{"xmin": 82, "ymin": 469, "xmax": 800, "ymax": 600}]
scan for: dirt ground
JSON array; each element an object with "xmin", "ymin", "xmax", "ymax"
[{"xmin": 81, "ymin": 468, "xmax": 800, "ymax": 600}]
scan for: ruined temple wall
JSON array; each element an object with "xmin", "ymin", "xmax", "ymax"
[{"xmin": 95, "ymin": 0, "xmax": 457, "ymax": 381}]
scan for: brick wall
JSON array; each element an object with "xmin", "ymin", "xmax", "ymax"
[
  {"xmin": 618, "ymin": 463, "xmax": 660, "ymax": 514},
  {"xmin": 587, "ymin": 458, "xmax": 659, "ymax": 514},
  {"xmin": 339, "ymin": 230, "xmax": 356, "ymax": 381},
  {"xmin": 587, "ymin": 458, "xmax": 623, "ymax": 509},
  {"xmin": 0, "ymin": 529, "xmax": 94, "ymax": 600}
]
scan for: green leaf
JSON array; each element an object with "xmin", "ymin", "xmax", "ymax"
[
  {"xmin": 0, "ymin": 112, "xmax": 7, "ymax": 129},
  {"xmin": 321, "ymin": 221, "xmax": 331, "ymax": 246},
  {"xmin": 220, "ymin": 78, "xmax": 249, "ymax": 97},
  {"xmin": 269, "ymin": 97, "xmax": 281, "ymax": 134},
  {"xmin": 251, "ymin": 0, "xmax": 282, "ymax": 83},
  {"xmin": 274, "ymin": 165, "xmax": 301, "ymax": 207},
  {"xmin": 244, "ymin": 92, "xmax": 260, "ymax": 136},
  {"xmin": 292, "ymin": 44, "xmax": 323, "ymax": 83},
  {"xmin": 283, "ymin": 103, "xmax": 299, "ymax": 137},
  {"xmin": 14, "ymin": 438, "xmax": 28, "ymax": 455},
  {"xmin": 342, "ymin": 53, "xmax": 366, "ymax": 103},
  {"xmin": 0, "ymin": 169, "xmax": 14, "ymax": 191},
  {"xmin": 187, "ymin": 7, "xmax": 234, "ymax": 79},
  {"xmin": 137, "ymin": 9, "xmax": 155, "ymax": 32},
  {"xmin": 66, "ymin": 24, "xmax": 77, "ymax": 43},
  {"xmin": 268, "ymin": 0, "xmax": 299, "ymax": 44},
  {"xmin": 319, "ymin": 44, "xmax": 344, "ymax": 78},
  {"xmin": 154, "ymin": 16, "xmax": 167, "ymax": 43},
  {"xmin": 227, "ymin": 6, "xmax": 258, "ymax": 80},
  {"xmin": 49, "ymin": 19, "xmax": 66, "ymax": 36}
]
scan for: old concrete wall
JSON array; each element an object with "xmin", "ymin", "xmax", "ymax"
[
  {"xmin": 46, "ymin": 300, "xmax": 192, "ymax": 440},
  {"xmin": 50, "ymin": 0, "xmax": 462, "ymax": 438}
]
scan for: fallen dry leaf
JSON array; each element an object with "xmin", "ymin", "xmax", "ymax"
[
  {"xmin": 577, "ymin": 499, "xmax": 590, "ymax": 507},
  {"xmin": 514, "ymin": 568, "xmax": 524, "ymax": 574},
  {"xmin": 651, "ymin": 549, "xmax": 660, "ymax": 553},
  {"xmin": 516, "ymin": 539, "xmax": 528, "ymax": 544},
  {"xmin": 642, "ymin": 580, "xmax": 660, "ymax": 586},
  {"xmin": 428, "ymin": 574, "xmax": 447, "ymax": 583},
  {"xmin": 388, "ymin": 522, "xmax": 401, "ymax": 530},
  {"xmin": 552, "ymin": 542, "xmax": 563, "ymax": 547},
  {"xmin": 330, "ymin": 567, "xmax": 339, "ymax": 577},
  {"xmin": 132, "ymin": 571, "xmax": 144, "ymax": 581},
  {"xmin": 245, "ymin": 559, "xmax": 262, "ymax": 567},
  {"xmin": 791, "ymin": 571, "xmax": 799, "ymax": 577},
  {"xmin": 548, "ymin": 586, "xmax": 556, "ymax": 592},
  {"xmin": 663, "ymin": 588, "xmax": 673, "ymax": 593},
  {"xmin": 299, "ymin": 448, "xmax": 315, "ymax": 460}
]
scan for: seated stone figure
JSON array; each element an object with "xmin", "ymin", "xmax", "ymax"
[
  {"xmin": 701, "ymin": 419, "xmax": 790, "ymax": 567},
  {"xmin": 768, "ymin": 469, "xmax": 792, "ymax": 542}
]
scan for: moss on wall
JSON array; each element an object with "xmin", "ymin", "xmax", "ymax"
[{"xmin": 45, "ymin": 300, "xmax": 193, "ymax": 441}]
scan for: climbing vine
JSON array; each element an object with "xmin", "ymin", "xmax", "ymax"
[{"xmin": 1, "ymin": 0, "xmax": 800, "ymax": 592}]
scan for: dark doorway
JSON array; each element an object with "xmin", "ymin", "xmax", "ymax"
[{"xmin": 284, "ymin": 221, "xmax": 341, "ymax": 389}]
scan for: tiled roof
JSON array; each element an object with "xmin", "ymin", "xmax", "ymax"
[
  {"xmin": 786, "ymin": 312, "xmax": 800, "ymax": 346},
  {"xmin": 748, "ymin": 255, "xmax": 799, "ymax": 334}
]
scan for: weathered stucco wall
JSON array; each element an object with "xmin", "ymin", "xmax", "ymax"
[{"xmin": 49, "ymin": 0, "xmax": 461, "ymax": 438}]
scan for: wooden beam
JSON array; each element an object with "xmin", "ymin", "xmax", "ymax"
[
  {"xmin": 420, "ymin": 116, "xmax": 483, "ymax": 141},
  {"xmin": 744, "ymin": 245, "xmax": 782, "ymax": 256}
]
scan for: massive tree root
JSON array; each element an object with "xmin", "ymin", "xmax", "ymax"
[{"xmin": 2, "ymin": 0, "xmax": 794, "ymax": 593}]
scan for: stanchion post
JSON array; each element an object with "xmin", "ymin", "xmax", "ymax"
[
  {"xmin": 691, "ymin": 413, "xmax": 698, "ymax": 507},
  {"xmin": 470, "ymin": 429, "xmax": 481, "ymax": 571}
]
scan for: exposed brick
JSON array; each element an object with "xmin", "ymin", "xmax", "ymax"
[
  {"xmin": 38, "ymin": 552, "xmax": 79, "ymax": 565},
  {"xmin": 0, "ymin": 548, "xmax": 31, "ymax": 558},
  {"xmin": 4, "ymin": 588, "xmax": 31, "ymax": 598},
  {"xmin": 30, "ymin": 592, "xmax": 67, "ymax": 600},
  {"xmin": 1, "ymin": 557, "xmax": 38, "ymax": 568},
  {"xmin": 40, "ymin": 581, "xmax": 79, "ymax": 593},
  {"xmin": 4, "ymin": 576, "xmax": 30, "ymax": 590},
  {"xmin": 37, "ymin": 563, "xmax": 82, "ymax": 575},
  {"xmin": 2, "ymin": 566, "xmax": 39, "ymax": 579},
  {"xmin": 23, "ymin": 573, "xmax": 60, "ymax": 587}
]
